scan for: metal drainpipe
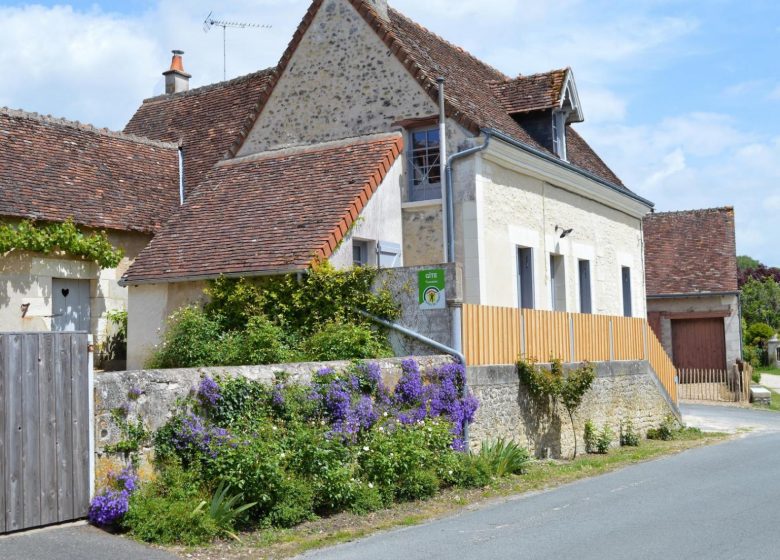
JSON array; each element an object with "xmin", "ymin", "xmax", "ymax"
[
  {"xmin": 356, "ymin": 309, "xmax": 471, "ymax": 447},
  {"xmin": 437, "ymin": 77, "xmax": 448, "ymax": 263},
  {"xmin": 178, "ymin": 145, "xmax": 185, "ymax": 205}
]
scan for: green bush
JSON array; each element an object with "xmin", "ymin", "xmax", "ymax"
[
  {"xmin": 646, "ymin": 415, "xmax": 679, "ymax": 441},
  {"xmin": 477, "ymin": 438, "xmax": 530, "ymax": 477},
  {"xmin": 123, "ymin": 464, "xmax": 219, "ymax": 546},
  {"xmin": 446, "ymin": 453, "xmax": 493, "ymax": 489},
  {"xmin": 743, "ymin": 344, "xmax": 764, "ymax": 370},
  {"xmin": 205, "ymin": 276, "xmax": 265, "ymax": 331},
  {"xmin": 266, "ymin": 477, "xmax": 315, "ymax": 528},
  {"xmin": 396, "ymin": 469, "xmax": 440, "ymax": 502},
  {"xmin": 584, "ymin": 420, "xmax": 613, "ymax": 454},
  {"xmin": 302, "ymin": 322, "xmax": 392, "ymax": 361},
  {"xmin": 147, "ymin": 306, "xmax": 222, "ymax": 369},
  {"xmin": 619, "ymin": 419, "xmax": 640, "ymax": 447}
]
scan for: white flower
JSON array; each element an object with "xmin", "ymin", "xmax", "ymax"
[
  {"xmin": 383, "ymin": 411, "xmax": 388, "ymax": 417},
  {"xmin": 363, "ymin": 446, "xmax": 370, "ymax": 452},
  {"xmin": 378, "ymin": 427, "xmax": 384, "ymax": 432},
  {"xmin": 272, "ymin": 426, "xmax": 277, "ymax": 431},
  {"xmin": 368, "ymin": 482, "xmax": 374, "ymax": 489}
]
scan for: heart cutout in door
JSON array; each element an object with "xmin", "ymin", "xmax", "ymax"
[{"xmin": 61, "ymin": 288, "xmax": 70, "ymax": 298}]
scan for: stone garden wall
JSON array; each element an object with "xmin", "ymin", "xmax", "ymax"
[
  {"xmin": 467, "ymin": 360, "xmax": 679, "ymax": 458},
  {"xmin": 94, "ymin": 356, "xmax": 678, "ymax": 480}
]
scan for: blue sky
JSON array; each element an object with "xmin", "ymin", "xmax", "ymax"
[{"xmin": 1, "ymin": 0, "xmax": 778, "ymax": 265}]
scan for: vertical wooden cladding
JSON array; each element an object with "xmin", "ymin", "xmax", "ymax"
[
  {"xmin": 462, "ymin": 305, "xmax": 679, "ymax": 404},
  {"xmin": 0, "ymin": 332, "xmax": 90, "ymax": 534}
]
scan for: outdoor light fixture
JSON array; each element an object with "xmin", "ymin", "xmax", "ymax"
[{"xmin": 555, "ymin": 225, "xmax": 574, "ymax": 239}]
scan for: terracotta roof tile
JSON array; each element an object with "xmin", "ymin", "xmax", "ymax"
[
  {"xmin": 644, "ymin": 207, "xmax": 738, "ymax": 295},
  {"xmin": 124, "ymin": 68, "xmax": 276, "ymax": 195},
  {"xmin": 488, "ymin": 69, "xmax": 569, "ymax": 115},
  {"xmin": 0, "ymin": 108, "xmax": 179, "ymax": 233},
  {"xmin": 122, "ymin": 134, "xmax": 403, "ymax": 283}
]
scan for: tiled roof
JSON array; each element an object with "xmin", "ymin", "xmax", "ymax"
[
  {"xmin": 0, "ymin": 108, "xmax": 179, "ymax": 233},
  {"xmin": 124, "ymin": 68, "xmax": 276, "ymax": 195},
  {"xmin": 489, "ymin": 69, "xmax": 569, "ymax": 115},
  {"xmin": 643, "ymin": 207, "xmax": 738, "ymax": 296},
  {"xmin": 122, "ymin": 134, "xmax": 403, "ymax": 283}
]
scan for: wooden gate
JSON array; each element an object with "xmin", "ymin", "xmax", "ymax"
[
  {"xmin": 677, "ymin": 366, "xmax": 751, "ymax": 403},
  {"xmin": 0, "ymin": 332, "xmax": 92, "ymax": 534}
]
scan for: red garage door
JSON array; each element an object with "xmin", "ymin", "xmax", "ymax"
[{"xmin": 671, "ymin": 318, "xmax": 727, "ymax": 370}]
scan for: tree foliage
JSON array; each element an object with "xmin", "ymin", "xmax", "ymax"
[
  {"xmin": 741, "ymin": 278, "xmax": 780, "ymax": 330},
  {"xmin": 0, "ymin": 219, "xmax": 124, "ymax": 268},
  {"xmin": 517, "ymin": 359, "xmax": 595, "ymax": 458}
]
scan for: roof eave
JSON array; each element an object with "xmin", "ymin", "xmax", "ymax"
[{"xmin": 119, "ymin": 266, "xmax": 309, "ymax": 287}]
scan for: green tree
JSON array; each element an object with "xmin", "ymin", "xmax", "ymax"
[
  {"xmin": 737, "ymin": 255, "xmax": 761, "ymax": 271},
  {"xmin": 741, "ymin": 278, "xmax": 780, "ymax": 329}
]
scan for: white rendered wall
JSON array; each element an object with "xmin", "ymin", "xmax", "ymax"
[
  {"xmin": 330, "ymin": 157, "xmax": 405, "ymax": 269},
  {"xmin": 471, "ymin": 155, "xmax": 647, "ymax": 317}
]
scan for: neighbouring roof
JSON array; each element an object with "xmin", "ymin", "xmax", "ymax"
[
  {"xmin": 0, "ymin": 108, "xmax": 180, "ymax": 233},
  {"xmin": 124, "ymin": 68, "xmax": 276, "ymax": 195},
  {"xmin": 121, "ymin": 134, "xmax": 403, "ymax": 284},
  {"xmin": 488, "ymin": 69, "xmax": 569, "ymax": 115},
  {"xmin": 643, "ymin": 207, "xmax": 739, "ymax": 296}
]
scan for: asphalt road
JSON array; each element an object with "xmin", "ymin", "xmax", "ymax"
[{"xmin": 300, "ymin": 405, "xmax": 780, "ymax": 560}]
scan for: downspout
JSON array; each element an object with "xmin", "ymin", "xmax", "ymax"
[
  {"xmin": 178, "ymin": 145, "xmax": 185, "ymax": 205},
  {"xmin": 356, "ymin": 309, "xmax": 471, "ymax": 446},
  {"xmin": 437, "ymin": 78, "xmax": 448, "ymax": 263}
]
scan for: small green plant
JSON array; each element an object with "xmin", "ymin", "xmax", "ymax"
[
  {"xmin": 192, "ymin": 481, "xmax": 256, "ymax": 541},
  {"xmin": 646, "ymin": 415, "xmax": 680, "ymax": 441},
  {"xmin": 518, "ymin": 358, "xmax": 595, "ymax": 458},
  {"xmin": 0, "ymin": 219, "xmax": 123, "ymax": 268},
  {"xmin": 620, "ymin": 419, "xmax": 640, "ymax": 447},
  {"xmin": 104, "ymin": 407, "xmax": 149, "ymax": 467},
  {"xmin": 584, "ymin": 420, "xmax": 613, "ymax": 454},
  {"xmin": 477, "ymin": 438, "xmax": 530, "ymax": 477},
  {"xmin": 102, "ymin": 309, "xmax": 128, "ymax": 363},
  {"xmin": 751, "ymin": 366, "xmax": 762, "ymax": 384}
]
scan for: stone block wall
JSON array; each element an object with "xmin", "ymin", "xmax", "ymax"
[{"xmin": 467, "ymin": 360, "xmax": 679, "ymax": 458}]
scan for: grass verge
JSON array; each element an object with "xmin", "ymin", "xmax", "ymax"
[{"xmin": 155, "ymin": 432, "xmax": 727, "ymax": 560}]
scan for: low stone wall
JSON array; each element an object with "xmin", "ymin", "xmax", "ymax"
[
  {"xmin": 94, "ymin": 356, "xmax": 679, "ymax": 479},
  {"xmin": 467, "ymin": 360, "xmax": 679, "ymax": 458}
]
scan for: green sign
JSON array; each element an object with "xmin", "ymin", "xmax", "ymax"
[{"xmin": 418, "ymin": 269, "xmax": 446, "ymax": 310}]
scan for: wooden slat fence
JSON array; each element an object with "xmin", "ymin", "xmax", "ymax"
[
  {"xmin": 0, "ymin": 332, "xmax": 91, "ymax": 534},
  {"xmin": 462, "ymin": 304, "xmax": 678, "ymax": 403},
  {"xmin": 677, "ymin": 367, "xmax": 751, "ymax": 403}
]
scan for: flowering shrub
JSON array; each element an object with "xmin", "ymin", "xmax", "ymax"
[
  {"xmin": 125, "ymin": 360, "xmax": 492, "ymax": 544},
  {"xmin": 88, "ymin": 467, "xmax": 138, "ymax": 527}
]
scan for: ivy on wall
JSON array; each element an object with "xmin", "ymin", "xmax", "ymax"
[{"xmin": 0, "ymin": 219, "xmax": 124, "ymax": 269}]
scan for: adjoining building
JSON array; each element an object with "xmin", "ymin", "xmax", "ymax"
[{"xmin": 643, "ymin": 207, "xmax": 741, "ymax": 370}]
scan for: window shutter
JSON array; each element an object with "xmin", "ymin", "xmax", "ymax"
[{"xmin": 378, "ymin": 241, "xmax": 402, "ymax": 268}]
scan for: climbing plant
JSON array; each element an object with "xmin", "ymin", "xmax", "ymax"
[
  {"xmin": 0, "ymin": 219, "xmax": 124, "ymax": 268},
  {"xmin": 517, "ymin": 358, "xmax": 595, "ymax": 458}
]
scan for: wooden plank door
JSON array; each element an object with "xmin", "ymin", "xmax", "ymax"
[
  {"xmin": 671, "ymin": 318, "xmax": 727, "ymax": 370},
  {"xmin": 51, "ymin": 279, "xmax": 91, "ymax": 332}
]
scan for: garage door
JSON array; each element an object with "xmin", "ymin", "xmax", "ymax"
[{"xmin": 671, "ymin": 318, "xmax": 726, "ymax": 370}]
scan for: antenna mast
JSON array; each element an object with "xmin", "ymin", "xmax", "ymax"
[{"xmin": 203, "ymin": 11, "xmax": 271, "ymax": 80}]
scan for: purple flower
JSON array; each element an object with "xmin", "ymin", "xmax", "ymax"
[
  {"xmin": 171, "ymin": 412, "xmax": 231, "ymax": 458},
  {"xmin": 354, "ymin": 396, "xmax": 378, "ymax": 430},
  {"xmin": 394, "ymin": 359, "xmax": 424, "ymax": 405},
  {"xmin": 272, "ymin": 385, "xmax": 285, "ymax": 408},
  {"xmin": 127, "ymin": 386, "xmax": 143, "ymax": 401},
  {"xmin": 197, "ymin": 376, "xmax": 221, "ymax": 407},
  {"xmin": 88, "ymin": 489, "xmax": 129, "ymax": 527},
  {"xmin": 317, "ymin": 367, "xmax": 335, "ymax": 377},
  {"xmin": 115, "ymin": 467, "xmax": 138, "ymax": 493}
]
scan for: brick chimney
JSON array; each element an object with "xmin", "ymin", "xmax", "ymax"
[
  {"xmin": 163, "ymin": 50, "xmax": 191, "ymax": 94},
  {"xmin": 364, "ymin": 0, "xmax": 389, "ymax": 21}
]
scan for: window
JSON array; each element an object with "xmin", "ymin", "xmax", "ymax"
[
  {"xmin": 353, "ymin": 241, "xmax": 370, "ymax": 267},
  {"xmin": 552, "ymin": 110, "xmax": 567, "ymax": 161},
  {"xmin": 622, "ymin": 266, "xmax": 632, "ymax": 317},
  {"xmin": 408, "ymin": 127, "xmax": 441, "ymax": 201},
  {"xmin": 377, "ymin": 241, "xmax": 402, "ymax": 268},
  {"xmin": 578, "ymin": 259, "xmax": 592, "ymax": 314},
  {"xmin": 517, "ymin": 247, "xmax": 534, "ymax": 309},
  {"xmin": 550, "ymin": 254, "xmax": 566, "ymax": 311}
]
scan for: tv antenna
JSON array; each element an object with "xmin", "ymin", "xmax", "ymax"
[{"xmin": 203, "ymin": 11, "xmax": 271, "ymax": 80}]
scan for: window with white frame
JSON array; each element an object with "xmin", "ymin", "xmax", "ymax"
[
  {"xmin": 408, "ymin": 127, "xmax": 441, "ymax": 201},
  {"xmin": 517, "ymin": 246, "xmax": 535, "ymax": 309},
  {"xmin": 551, "ymin": 110, "xmax": 567, "ymax": 161},
  {"xmin": 578, "ymin": 259, "xmax": 592, "ymax": 314},
  {"xmin": 353, "ymin": 240, "xmax": 370, "ymax": 267}
]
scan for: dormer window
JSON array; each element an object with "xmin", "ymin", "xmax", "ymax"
[
  {"xmin": 552, "ymin": 110, "xmax": 567, "ymax": 160},
  {"xmin": 408, "ymin": 127, "xmax": 441, "ymax": 201}
]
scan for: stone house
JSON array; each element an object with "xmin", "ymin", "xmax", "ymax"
[
  {"xmin": 643, "ymin": 207, "xmax": 741, "ymax": 370},
  {"xmin": 120, "ymin": 0, "xmax": 655, "ymax": 368},
  {"xmin": 0, "ymin": 108, "xmax": 179, "ymax": 349}
]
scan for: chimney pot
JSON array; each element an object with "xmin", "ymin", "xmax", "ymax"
[{"xmin": 163, "ymin": 49, "xmax": 191, "ymax": 94}]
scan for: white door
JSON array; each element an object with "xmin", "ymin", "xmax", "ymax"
[{"xmin": 52, "ymin": 278, "xmax": 91, "ymax": 332}]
